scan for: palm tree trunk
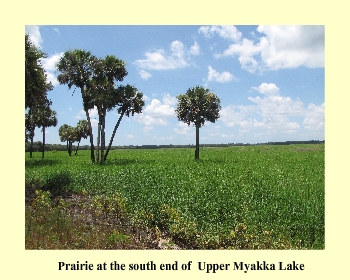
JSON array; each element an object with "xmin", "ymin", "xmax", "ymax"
[
  {"xmin": 104, "ymin": 110, "xmax": 125, "ymax": 162},
  {"xmin": 195, "ymin": 121, "xmax": 200, "ymax": 161},
  {"xmin": 42, "ymin": 126, "xmax": 45, "ymax": 158},
  {"xmin": 68, "ymin": 140, "xmax": 72, "ymax": 156},
  {"xmin": 30, "ymin": 133, "xmax": 34, "ymax": 158},
  {"xmin": 81, "ymin": 87, "xmax": 95, "ymax": 164},
  {"xmin": 75, "ymin": 141, "xmax": 80, "ymax": 155},
  {"xmin": 100, "ymin": 108, "xmax": 106, "ymax": 164},
  {"xmin": 30, "ymin": 124, "xmax": 34, "ymax": 158},
  {"xmin": 96, "ymin": 116, "xmax": 101, "ymax": 163}
]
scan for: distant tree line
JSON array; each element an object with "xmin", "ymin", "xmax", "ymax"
[
  {"xmin": 25, "ymin": 139, "xmax": 324, "ymax": 153},
  {"xmin": 25, "ymin": 142, "xmax": 91, "ymax": 153}
]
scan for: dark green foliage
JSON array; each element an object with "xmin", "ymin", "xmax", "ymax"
[
  {"xmin": 43, "ymin": 170, "xmax": 73, "ymax": 196},
  {"xmin": 25, "ymin": 34, "xmax": 53, "ymax": 110},
  {"xmin": 175, "ymin": 86, "xmax": 221, "ymax": 127},
  {"xmin": 175, "ymin": 86, "xmax": 221, "ymax": 160},
  {"xmin": 56, "ymin": 50, "xmax": 145, "ymax": 164}
]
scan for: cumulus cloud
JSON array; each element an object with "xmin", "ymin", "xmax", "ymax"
[
  {"xmin": 144, "ymin": 99, "xmax": 175, "ymax": 118},
  {"xmin": 173, "ymin": 122, "xmax": 193, "ymax": 135},
  {"xmin": 199, "ymin": 25, "xmax": 242, "ymax": 42},
  {"xmin": 303, "ymin": 103, "xmax": 325, "ymax": 130},
  {"xmin": 25, "ymin": 25, "xmax": 42, "ymax": 47},
  {"xmin": 216, "ymin": 38, "xmax": 261, "ymax": 73},
  {"xmin": 134, "ymin": 40, "xmax": 190, "ymax": 70},
  {"xmin": 251, "ymin": 83, "xmax": 280, "ymax": 96},
  {"xmin": 135, "ymin": 96, "xmax": 176, "ymax": 131},
  {"xmin": 162, "ymin": 93, "xmax": 177, "ymax": 106},
  {"xmin": 210, "ymin": 25, "xmax": 324, "ymax": 73},
  {"xmin": 41, "ymin": 52, "xmax": 64, "ymax": 86},
  {"xmin": 257, "ymin": 25, "xmax": 325, "ymax": 69},
  {"xmin": 220, "ymin": 83, "xmax": 324, "ymax": 137},
  {"xmin": 207, "ymin": 65, "xmax": 238, "ymax": 83},
  {"xmin": 189, "ymin": 41, "xmax": 201, "ymax": 55}
]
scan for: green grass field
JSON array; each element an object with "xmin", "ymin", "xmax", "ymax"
[{"xmin": 25, "ymin": 144, "xmax": 325, "ymax": 249}]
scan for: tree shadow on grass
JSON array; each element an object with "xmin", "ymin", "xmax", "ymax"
[{"xmin": 25, "ymin": 159, "xmax": 61, "ymax": 169}]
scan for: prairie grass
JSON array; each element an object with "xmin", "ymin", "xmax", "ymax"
[{"xmin": 25, "ymin": 144, "xmax": 325, "ymax": 249}]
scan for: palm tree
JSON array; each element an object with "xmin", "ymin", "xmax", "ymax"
[
  {"xmin": 25, "ymin": 111, "xmax": 35, "ymax": 158},
  {"xmin": 56, "ymin": 49, "xmax": 97, "ymax": 163},
  {"xmin": 175, "ymin": 86, "xmax": 221, "ymax": 161},
  {"xmin": 104, "ymin": 85, "xmax": 145, "ymax": 162},
  {"xmin": 58, "ymin": 124, "xmax": 76, "ymax": 156},
  {"xmin": 86, "ymin": 55, "xmax": 128, "ymax": 164},
  {"xmin": 35, "ymin": 104, "xmax": 58, "ymax": 158},
  {"xmin": 25, "ymin": 34, "xmax": 53, "ymax": 158},
  {"xmin": 25, "ymin": 34, "xmax": 52, "ymax": 110},
  {"xmin": 74, "ymin": 120, "xmax": 89, "ymax": 155}
]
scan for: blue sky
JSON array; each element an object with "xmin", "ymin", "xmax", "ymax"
[{"xmin": 26, "ymin": 25, "xmax": 324, "ymax": 146}]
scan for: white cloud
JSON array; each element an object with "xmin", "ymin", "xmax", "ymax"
[
  {"xmin": 248, "ymin": 94, "xmax": 305, "ymax": 118},
  {"xmin": 41, "ymin": 52, "xmax": 64, "ymax": 86},
  {"xmin": 134, "ymin": 40, "xmax": 190, "ymax": 70},
  {"xmin": 144, "ymin": 99, "xmax": 175, "ymax": 117},
  {"xmin": 216, "ymin": 38, "xmax": 261, "ymax": 73},
  {"xmin": 257, "ymin": 25, "xmax": 324, "ymax": 69},
  {"xmin": 199, "ymin": 25, "xmax": 242, "ymax": 42},
  {"xmin": 142, "ymin": 94, "xmax": 151, "ymax": 102},
  {"xmin": 90, "ymin": 119, "xmax": 98, "ymax": 127},
  {"xmin": 88, "ymin": 106, "xmax": 99, "ymax": 118},
  {"xmin": 207, "ymin": 65, "xmax": 238, "ymax": 83},
  {"xmin": 135, "ymin": 98, "xmax": 176, "ymax": 130},
  {"xmin": 220, "ymin": 105, "xmax": 257, "ymax": 127},
  {"xmin": 127, "ymin": 135, "xmax": 134, "ymax": 139},
  {"xmin": 162, "ymin": 93, "xmax": 177, "ymax": 106},
  {"xmin": 173, "ymin": 122, "xmax": 193, "ymax": 135},
  {"xmin": 220, "ymin": 83, "xmax": 324, "ymax": 138},
  {"xmin": 139, "ymin": 69, "xmax": 152, "ymax": 80},
  {"xmin": 189, "ymin": 41, "xmax": 201, "ymax": 56},
  {"xmin": 303, "ymin": 103, "xmax": 324, "ymax": 131},
  {"xmin": 251, "ymin": 83, "xmax": 280, "ymax": 96},
  {"xmin": 213, "ymin": 25, "xmax": 324, "ymax": 73},
  {"xmin": 25, "ymin": 25, "xmax": 42, "ymax": 47},
  {"xmin": 42, "ymin": 52, "xmax": 63, "ymax": 71}
]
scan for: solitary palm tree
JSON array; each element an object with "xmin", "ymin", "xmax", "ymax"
[{"xmin": 175, "ymin": 86, "xmax": 221, "ymax": 161}]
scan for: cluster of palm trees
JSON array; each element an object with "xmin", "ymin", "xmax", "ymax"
[
  {"xmin": 25, "ymin": 34, "xmax": 58, "ymax": 158},
  {"xmin": 56, "ymin": 49, "xmax": 145, "ymax": 164},
  {"xmin": 58, "ymin": 120, "xmax": 89, "ymax": 156},
  {"xmin": 26, "ymin": 33, "xmax": 222, "ymax": 162}
]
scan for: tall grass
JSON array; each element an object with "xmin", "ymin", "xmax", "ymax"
[{"xmin": 25, "ymin": 145, "xmax": 325, "ymax": 249}]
